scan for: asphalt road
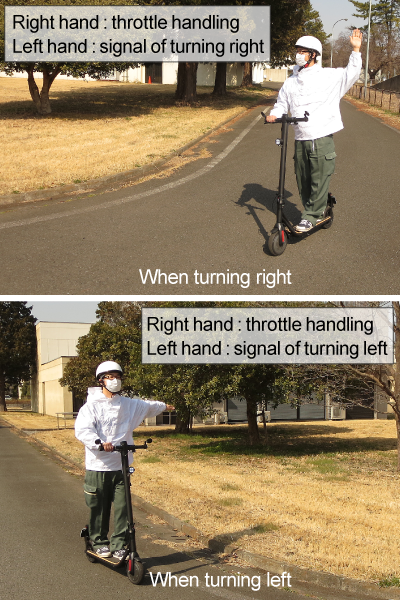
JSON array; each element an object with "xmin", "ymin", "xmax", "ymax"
[
  {"xmin": 0, "ymin": 421, "xmax": 336, "ymax": 600},
  {"xmin": 0, "ymin": 99, "xmax": 399, "ymax": 295}
]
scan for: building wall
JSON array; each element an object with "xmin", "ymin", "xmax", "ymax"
[
  {"xmin": 163, "ymin": 63, "xmax": 179, "ymax": 84},
  {"xmin": 263, "ymin": 67, "xmax": 288, "ymax": 82},
  {"xmin": 37, "ymin": 357, "xmax": 73, "ymax": 416},
  {"xmin": 118, "ymin": 62, "xmax": 247, "ymax": 86},
  {"xmin": 32, "ymin": 321, "xmax": 92, "ymax": 415},
  {"xmin": 36, "ymin": 321, "xmax": 92, "ymax": 365}
]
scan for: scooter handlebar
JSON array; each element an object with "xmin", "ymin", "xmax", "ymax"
[
  {"xmin": 95, "ymin": 438, "xmax": 152, "ymax": 451},
  {"xmin": 262, "ymin": 111, "xmax": 309, "ymax": 124}
]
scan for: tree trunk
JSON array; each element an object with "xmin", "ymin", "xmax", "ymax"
[
  {"xmin": 0, "ymin": 371, "xmax": 7, "ymax": 412},
  {"xmin": 27, "ymin": 67, "xmax": 42, "ymax": 113},
  {"xmin": 27, "ymin": 65, "xmax": 61, "ymax": 115},
  {"xmin": 175, "ymin": 410, "xmax": 191, "ymax": 433},
  {"xmin": 175, "ymin": 62, "xmax": 186, "ymax": 100},
  {"xmin": 175, "ymin": 62, "xmax": 198, "ymax": 104},
  {"xmin": 213, "ymin": 63, "xmax": 227, "ymax": 96},
  {"xmin": 40, "ymin": 68, "xmax": 54, "ymax": 114},
  {"xmin": 246, "ymin": 397, "xmax": 259, "ymax": 445},
  {"xmin": 241, "ymin": 62, "xmax": 253, "ymax": 87}
]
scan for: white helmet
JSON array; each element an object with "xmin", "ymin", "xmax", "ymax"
[
  {"xmin": 295, "ymin": 35, "xmax": 322, "ymax": 56},
  {"xmin": 96, "ymin": 361, "xmax": 123, "ymax": 380}
]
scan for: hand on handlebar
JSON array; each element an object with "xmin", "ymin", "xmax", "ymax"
[
  {"xmin": 266, "ymin": 115, "xmax": 277, "ymax": 122},
  {"xmin": 103, "ymin": 442, "xmax": 114, "ymax": 452}
]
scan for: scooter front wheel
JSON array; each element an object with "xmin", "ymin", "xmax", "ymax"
[
  {"xmin": 268, "ymin": 230, "xmax": 287, "ymax": 256},
  {"xmin": 127, "ymin": 558, "xmax": 145, "ymax": 584}
]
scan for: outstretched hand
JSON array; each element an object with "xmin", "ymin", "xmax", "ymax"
[{"xmin": 350, "ymin": 28, "xmax": 363, "ymax": 51}]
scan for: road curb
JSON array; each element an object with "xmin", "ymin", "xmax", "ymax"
[
  {"xmin": 0, "ymin": 99, "xmax": 275, "ymax": 209},
  {"xmin": 3, "ymin": 417, "xmax": 399, "ymax": 600}
]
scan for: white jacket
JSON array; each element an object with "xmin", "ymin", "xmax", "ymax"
[
  {"xmin": 75, "ymin": 387, "xmax": 166, "ymax": 471},
  {"xmin": 270, "ymin": 52, "xmax": 362, "ymax": 140}
]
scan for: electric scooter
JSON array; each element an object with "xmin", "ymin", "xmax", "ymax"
[
  {"xmin": 261, "ymin": 111, "xmax": 336, "ymax": 256},
  {"xmin": 80, "ymin": 438, "xmax": 152, "ymax": 584}
]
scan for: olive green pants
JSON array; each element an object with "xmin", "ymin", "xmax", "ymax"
[
  {"xmin": 84, "ymin": 470, "xmax": 128, "ymax": 551},
  {"xmin": 294, "ymin": 135, "xmax": 336, "ymax": 225}
]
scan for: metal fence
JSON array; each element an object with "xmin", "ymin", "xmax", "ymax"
[{"xmin": 347, "ymin": 84, "xmax": 400, "ymax": 113}]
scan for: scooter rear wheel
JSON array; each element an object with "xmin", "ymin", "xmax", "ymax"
[
  {"xmin": 127, "ymin": 558, "xmax": 145, "ymax": 584},
  {"xmin": 321, "ymin": 210, "xmax": 333, "ymax": 229},
  {"xmin": 268, "ymin": 230, "xmax": 287, "ymax": 256}
]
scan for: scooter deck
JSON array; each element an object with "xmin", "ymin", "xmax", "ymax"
[
  {"xmin": 284, "ymin": 214, "xmax": 332, "ymax": 236},
  {"xmin": 86, "ymin": 549, "xmax": 127, "ymax": 566}
]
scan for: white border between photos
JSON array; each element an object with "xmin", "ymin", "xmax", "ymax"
[{"xmin": 0, "ymin": 295, "xmax": 398, "ymax": 302}]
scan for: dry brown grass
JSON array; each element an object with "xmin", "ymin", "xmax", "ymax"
[
  {"xmin": 0, "ymin": 78, "xmax": 273, "ymax": 196},
  {"xmin": 2, "ymin": 412, "xmax": 399, "ymax": 584}
]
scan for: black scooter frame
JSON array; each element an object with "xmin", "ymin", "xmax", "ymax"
[
  {"xmin": 261, "ymin": 111, "xmax": 336, "ymax": 256},
  {"xmin": 80, "ymin": 438, "xmax": 152, "ymax": 584}
]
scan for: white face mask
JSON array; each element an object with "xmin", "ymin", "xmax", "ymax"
[
  {"xmin": 295, "ymin": 53, "xmax": 308, "ymax": 67},
  {"xmin": 104, "ymin": 378, "xmax": 122, "ymax": 394}
]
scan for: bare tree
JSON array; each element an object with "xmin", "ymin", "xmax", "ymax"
[{"xmin": 281, "ymin": 303, "xmax": 400, "ymax": 469}]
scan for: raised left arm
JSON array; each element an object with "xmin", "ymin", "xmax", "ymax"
[{"xmin": 350, "ymin": 28, "xmax": 362, "ymax": 52}]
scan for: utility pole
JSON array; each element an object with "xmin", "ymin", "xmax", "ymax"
[
  {"xmin": 364, "ymin": 0, "xmax": 372, "ymax": 98},
  {"xmin": 330, "ymin": 18, "xmax": 348, "ymax": 68}
]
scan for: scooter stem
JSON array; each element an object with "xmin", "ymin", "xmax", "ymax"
[
  {"xmin": 278, "ymin": 115, "xmax": 289, "ymax": 204},
  {"xmin": 119, "ymin": 441, "xmax": 137, "ymax": 554}
]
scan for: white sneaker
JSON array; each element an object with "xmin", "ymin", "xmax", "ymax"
[
  {"xmin": 96, "ymin": 546, "xmax": 111, "ymax": 557},
  {"xmin": 113, "ymin": 549, "xmax": 126, "ymax": 559},
  {"xmin": 295, "ymin": 219, "xmax": 313, "ymax": 232}
]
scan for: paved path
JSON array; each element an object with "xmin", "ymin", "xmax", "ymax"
[
  {"xmin": 0, "ymin": 100, "xmax": 399, "ymax": 294},
  {"xmin": 0, "ymin": 421, "xmax": 331, "ymax": 600}
]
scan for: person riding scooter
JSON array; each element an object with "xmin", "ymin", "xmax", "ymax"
[
  {"xmin": 75, "ymin": 361, "xmax": 174, "ymax": 559},
  {"xmin": 266, "ymin": 29, "xmax": 362, "ymax": 232}
]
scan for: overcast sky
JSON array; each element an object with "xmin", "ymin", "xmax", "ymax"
[
  {"xmin": 29, "ymin": 301, "xmax": 99, "ymax": 323},
  {"xmin": 312, "ymin": 0, "xmax": 369, "ymax": 38}
]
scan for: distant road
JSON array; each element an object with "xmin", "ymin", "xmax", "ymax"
[{"xmin": 0, "ymin": 99, "xmax": 399, "ymax": 295}]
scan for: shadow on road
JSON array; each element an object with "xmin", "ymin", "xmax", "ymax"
[
  {"xmin": 235, "ymin": 183, "xmax": 336, "ymax": 254},
  {"xmin": 142, "ymin": 549, "xmax": 219, "ymax": 586},
  {"xmin": 235, "ymin": 182, "xmax": 301, "ymax": 246}
]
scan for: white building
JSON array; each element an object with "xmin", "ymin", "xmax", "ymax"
[{"xmin": 31, "ymin": 321, "xmax": 92, "ymax": 416}]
